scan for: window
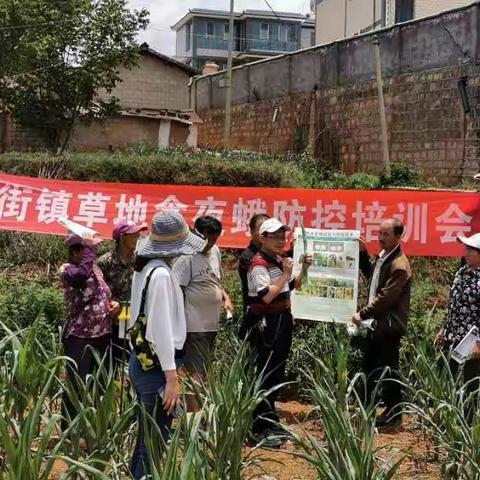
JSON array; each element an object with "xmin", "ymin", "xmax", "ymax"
[
  {"xmin": 206, "ymin": 22, "xmax": 214, "ymax": 38},
  {"xmin": 310, "ymin": 31, "xmax": 315, "ymax": 46},
  {"xmin": 286, "ymin": 24, "xmax": 296, "ymax": 43},
  {"xmin": 395, "ymin": 0, "xmax": 414, "ymax": 23},
  {"xmin": 260, "ymin": 23, "xmax": 271, "ymax": 40},
  {"xmin": 186, "ymin": 23, "xmax": 191, "ymax": 51},
  {"xmin": 224, "ymin": 23, "xmax": 230, "ymax": 41}
]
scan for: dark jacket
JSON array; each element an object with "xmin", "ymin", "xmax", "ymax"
[
  {"xmin": 359, "ymin": 244, "xmax": 412, "ymax": 335},
  {"xmin": 238, "ymin": 242, "xmax": 260, "ymax": 312}
]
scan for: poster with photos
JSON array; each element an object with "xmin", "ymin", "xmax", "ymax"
[{"xmin": 291, "ymin": 228, "xmax": 360, "ymax": 323}]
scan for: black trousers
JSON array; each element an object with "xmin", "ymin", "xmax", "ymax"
[
  {"xmin": 111, "ymin": 324, "xmax": 131, "ymax": 370},
  {"xmin": 363, "ymin": 326, "xmax": 402, "ymax": 411},
  {"xmin": 62, "ymin": 334, "xmax": 111, "ymax": 427},
  {"xmin": 247, "ymin": 311, "xmax": 293, "ymax": 433}
]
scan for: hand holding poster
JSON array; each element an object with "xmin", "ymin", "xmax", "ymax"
[{"xmin": 291, "ymin": 228, "xmax": 360, "ymax": 323}]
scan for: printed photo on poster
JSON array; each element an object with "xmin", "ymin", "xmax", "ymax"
[{"xmin": 291, "ymin": 228, "xmax": 360, "ymax": 323}]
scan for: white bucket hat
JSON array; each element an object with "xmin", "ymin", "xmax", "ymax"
[
  {"xmin": 136, "ymin": 210, "xmax": 207, "ymax": 258},
  {"xmin": 457, "ymin": 233, "xmax": 480, "ymax": 250}
]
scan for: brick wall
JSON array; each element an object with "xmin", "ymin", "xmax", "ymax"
[
  {"xmin": 198, "ymin": 64, "xmax": 480, "ymax": 185},
  {"xmin": 195, "ymin": 3, "xmax": 480, "ymax": 186},
  {"xmin": 106, "ymin": 52, "xmax": 191, "ymax": 111}
]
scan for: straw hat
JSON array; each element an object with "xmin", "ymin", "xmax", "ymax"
[{"xmin": 136, "ymin": 210, "xmax": 207, "ymax": 258}]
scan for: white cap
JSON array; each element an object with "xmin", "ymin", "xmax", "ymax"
[
  {"xmin": 259, "ymin": 218, "xmax": 291, "ymax": 235},
  {"xmin": 458, "ymin": 233, "xmax": 480, "ymax": 250}
]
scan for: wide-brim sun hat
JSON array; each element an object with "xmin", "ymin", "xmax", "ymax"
[
  {"xmin": 136, "ymin": 210, "xmax": 207, "ymax": 258},
  {"xmin": 457, "ymin": 232, "xmax": 480, "ymax": 250}
]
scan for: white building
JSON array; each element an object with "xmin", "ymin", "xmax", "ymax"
[{"xmin": 312, "ymin": 0, "xmax": 475, "ymax": 45}]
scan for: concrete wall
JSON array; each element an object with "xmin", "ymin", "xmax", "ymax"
[
  {"xmin": 71, "ymin": 116, "xmax": 159, "ymax": 151},
  {"xmin": 105, "ymin": 52, "xmax": 191, "ymax": 111},
  {"xmin": 195, "ymin": 4, "xmax": 479, "ymax": 112},
  {"xmin": 301, "ymin": 27, "xmax": 315, "ymax": 49},
  {"xmin": 194, "ymin": 4, "xmax": 480, "ymax": 185},
  {"xmin": 315, "ymin": 0, "xmax": 383, "ymax": 45},
  {"xmin": 175, "ymin": 24, "xmax": 190, "ymax": 61}
]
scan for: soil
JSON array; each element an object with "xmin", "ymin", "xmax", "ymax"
[
  {"xmin": 246, "ymin": 401, "xmax": 440, "ymax": 480},
  {"xmin": 48, "ymin": 401, "xmax": 441, "ymax": 479}
]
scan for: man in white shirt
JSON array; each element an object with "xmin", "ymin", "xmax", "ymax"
[{"xmin": 173, "ymin": 216, "xmax": 233, "ymax": 411}]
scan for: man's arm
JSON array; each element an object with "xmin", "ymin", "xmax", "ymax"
[{"xmin": 359, "ymin": 267, "xmax": 409, "ymax": 320}]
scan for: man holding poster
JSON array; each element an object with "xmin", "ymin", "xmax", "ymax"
[
  {"xmin": 245, "ymin": 218, "xmax": 313, "ymax": 447},
  {"xmin": 352, "ymin": 219, "xmax": 411, "ymax": 431}
]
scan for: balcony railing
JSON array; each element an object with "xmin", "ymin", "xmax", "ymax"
[
  {"xmin": 245, "ymin": 39, "xmax": 298, "ymax": 53},
  {"xmin": 195, "ymin": 36, "xmax": 299, "ymax": 53}
]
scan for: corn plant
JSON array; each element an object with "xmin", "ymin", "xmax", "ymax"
[
  {"xmin": 291, "ymin": 352, "xmax": 403, "ymax": 480},
  {"xmin": 142, "ymin": 408, "xmax": 211, "ymax": 479},
  {"xmin": 0, "ymin": 319, "xmax": 59, "ymax": 421},
  {"xmin": 403, "ymin": 341, "xmax": 480, "ymax": 479},
  {"xmin": 0, "ymin": 361, "xmax": 68, "ymax": 480},
  {"xmin": 60, "ymin": 349, "xmax": 137, "ymax": 477},
  {"xmin": 192, "ymin": 340, "xmax": 269, "ymax": 479}
]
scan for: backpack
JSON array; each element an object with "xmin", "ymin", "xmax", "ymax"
[{"xmin": 128, "ymin": 267, "xmax": 161, "ymax": 371}]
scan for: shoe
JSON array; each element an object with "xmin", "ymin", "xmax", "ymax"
[
  {"xmin": 247, "ymin": 429, "xmax": 284, "ymax": 448},
  {"xmin": 376, "ymin": 409, "xmax": 403, "ymax": 431},
  {"xmin": 270, "ymin": 424, "xmax": 294, "ymax": 440}
]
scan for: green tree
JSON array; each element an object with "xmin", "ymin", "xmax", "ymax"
[{"xmin": 0, "ymin": 0, "xmax": 149, "ymax": 153}]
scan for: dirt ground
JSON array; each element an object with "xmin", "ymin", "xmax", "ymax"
[
  {"xmin": 246, "ymin": 401, "xmax": 440, "ymax": 480},
  {"xmin": 49, "ymin": 401, "xmax": 440, "ymax": 479}
]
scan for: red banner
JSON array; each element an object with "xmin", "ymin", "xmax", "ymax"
[{"xmin": 0, "ymin": 172, "xmax": 479, "ymax": 256}]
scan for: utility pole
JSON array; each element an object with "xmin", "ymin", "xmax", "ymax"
[
  {"xmin": 373, "ymin": 36, "xmax": 391, "ymax": 178},
  {"xmin": 344, "ymin": 0, "xmax": 348, "ymax": 37},
  {"xmin": 373, "ymin": 0, "xmax": 376, "ymax": 30},
  {"xmin": 223, "ymin": 0, "xmax": 235, "ymax": 147}
]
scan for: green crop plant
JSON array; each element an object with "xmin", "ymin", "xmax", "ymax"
[
  {"xmin": 404, "ymin": 341, "xmax": 480, "ymax": 479},
  {"xmin": 187, "ymin": 339, "xmax": 271, "ymax": 479},
  {"xmin": 292, "ymin": 352, "xmax": 403, "ymax": 480},
  {"xmin": 60, "ymin": 349, "xmax": 136, "ymax": 477}
]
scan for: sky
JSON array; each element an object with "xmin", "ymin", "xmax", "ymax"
[{"xmin": 128, "ymin": 0, "xmax": 313, "ymax": 56}]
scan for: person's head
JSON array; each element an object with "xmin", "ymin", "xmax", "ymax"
[
  {"xmin": 194, "ymin": 216, "xmax": 222, "ymax": 253},
  {"xmin": 378, "ymin": 219, "xmax": 404, "ymax": 253},
  {"xmin": 134, "ymin": 210, "xmax": 207, "ymax": 271},
  {"xmin": 259, "ymin": 218, "xmax": 291, "ymax": 257},
  {"xmin": 113, "ymin": 220, "xmax": 148, "ymax": 255},
  {"xmin": 65, "ymin": 234, "xmax": 84, "ymax": 264},
  {"xmin": 458, "ymin": 233, "xmax": 480, "ymax": 269},
  {"xmin": 249, "ymin": 213, "xmax": 270, "ymax": 248}
]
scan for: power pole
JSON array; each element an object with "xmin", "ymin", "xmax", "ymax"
[
  {"xmin": 373, "ymin": 36, "xmax": 391, "ymax": 179},
  {"xmin": 344, "ymin": 0, "xmax": 348, "ymax": 37},
  {"xmin": 224, "ymin": 0, "xmax": 235, "ymax": 147}
]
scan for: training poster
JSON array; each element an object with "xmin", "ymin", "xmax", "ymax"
[{"xmin": 291, "ymin": 228, "xmax": 360, "ymax": 323}]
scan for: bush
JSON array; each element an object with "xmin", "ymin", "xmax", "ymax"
[
  {"xmin": 0, "ymin": 275, "xmax": 65, "ymax": 345},
  {"xmin": 0, "ymin": 149, "xmax": 435, "ymax": 191},
  {"xmin": 0, "ymin": 149, "xmax": 310, "ymax": 188}
]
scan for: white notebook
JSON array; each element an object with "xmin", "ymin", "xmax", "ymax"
[{"xmin": 452, "ymin": 326, "xmax": 480, "ymax": 364}]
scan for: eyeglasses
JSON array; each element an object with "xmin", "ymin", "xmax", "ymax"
[{"xmin": 265, "ymin": 234, "xmax": 287, "ymax": 241}]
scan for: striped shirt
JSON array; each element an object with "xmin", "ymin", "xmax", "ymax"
[{"xmin": 247, "ymin": 252, "xmax": 295, "ymax": 315}]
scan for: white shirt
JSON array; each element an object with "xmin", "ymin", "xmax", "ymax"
[
  {"xmin": 368, "ymin": 246, "xmax": 398, "ymax": 305},
  {"xmin": 128, "ymin": 258, "xmax": 186, "ymax": 371}
]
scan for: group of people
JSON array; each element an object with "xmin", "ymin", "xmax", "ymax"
[{"xmin": 59, "ymin": 208, "xmax": 480, "ymax": 478}]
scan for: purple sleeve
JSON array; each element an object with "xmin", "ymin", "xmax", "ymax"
[{"xmin": 63, "ymin": 246, "xmax": 96, "ymax": 288}]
